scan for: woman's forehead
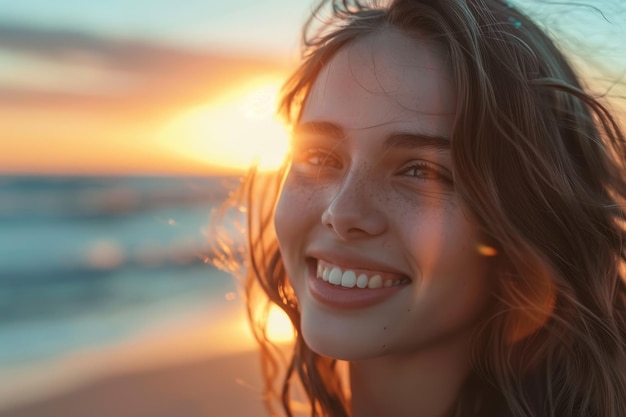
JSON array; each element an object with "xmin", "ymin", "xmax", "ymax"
[{"xmin": 301, "ymin": 29, "xmax": 456, "ymax": 132}]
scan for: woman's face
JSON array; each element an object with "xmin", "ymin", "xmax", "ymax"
[{"xmin": 274, "ymin": 29, "xmax": 494, "ymax": 360}]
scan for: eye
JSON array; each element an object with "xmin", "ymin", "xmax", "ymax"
[
  {"xmin": 293, "ymin": 148, "xmax": 341, "ymax": 169},
  {"xmin": 400, "ymin": 161, "xmax": 452, "ymax": 183}
]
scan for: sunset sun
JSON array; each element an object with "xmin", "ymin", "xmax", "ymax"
[
  {"xmin": 160, "ymin": 76, "xmax": 290, "ymax": 172},
  {"xmin": 266, "ymin": 305, "xmax": 295, "ymax": 343}
]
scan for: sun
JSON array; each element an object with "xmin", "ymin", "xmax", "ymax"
[
  {"xmin": 266, "ymin": 305, "xmax": 295, "ymax": 343},
  {"xmin": 160, "ymin": 76, "xmax": 291, "ymax": 172}
]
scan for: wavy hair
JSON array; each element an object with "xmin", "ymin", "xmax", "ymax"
[{"xmin": 213, "ymin": 0, "xmax": 626, "ymax": 416}]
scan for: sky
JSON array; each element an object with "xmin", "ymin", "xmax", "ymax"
[
  {"xmin": 0, "ymin": 0, "xmax": 310, "ymax": 54},
  {"xmin": 0, "ymin": 0, "xmax": 312, "ymax": 175},
  {"xmin": 0, "ymin": 0, "xmax": 624, "ymax": 175}
]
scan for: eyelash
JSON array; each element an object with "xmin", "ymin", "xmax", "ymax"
[
  {"xmin": 292, "ymin": 148, "xmax": 451, "ymax": 184},
  {"xmin": 401, "ymin": 161, "xmax": 451, "ymax": 183},
  {"xmin": 294, "ymin": 148, "xmax": 341, "ymax": 168}
]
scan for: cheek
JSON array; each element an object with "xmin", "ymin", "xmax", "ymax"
[
  {"xmin": 409, "ymin": 208, "xmax": 485, "ymax": 273},
  {"xmin": 274, "ymin": 181, "xmax": 321, "ymax": 301},
  {"xmin": 274, "ymin": 181, "xmax": 317, "ymax": 253},
  {"xmin": 401, "ymin": 208, "xmax": 493, "ymax": 313},
  {"xmin": 274, "ymin": 190, "xmax": 295, "ymax": 249}
]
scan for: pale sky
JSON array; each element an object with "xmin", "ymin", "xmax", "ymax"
[{"xmin": 0, "ymin": 0, "xmax": 312, "ymax": 54}]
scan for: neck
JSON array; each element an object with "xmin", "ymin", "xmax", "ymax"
[{"xmin": 349, "ymin": 341, "xmax": 472, "ymax": 417}]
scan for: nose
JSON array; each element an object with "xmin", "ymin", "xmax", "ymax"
[{"xmin": 321, "ymin": 172, "xmax": 388, "ymax": 240}]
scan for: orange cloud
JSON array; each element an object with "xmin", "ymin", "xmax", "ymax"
[{"xmin": 0, "ymin": 23, "xmax": 291, "ymax": 175}]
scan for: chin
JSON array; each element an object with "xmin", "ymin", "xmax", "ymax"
[
  {"xmin": 303, "ymin": 334, "xmax": 378, "ymax": 361},
  {"xmin": 300, "ymin": 307, "xmax": 394, "ymax": 361}
]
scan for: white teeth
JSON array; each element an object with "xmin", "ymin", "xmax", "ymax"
[
  {"xmin": 316, "ymin": 262, "xmax": 407, "ymax": 289},
  {"xmin": 356, "ymin": 274, "xmax": 369, "ymax": 288},
  {"xmin": 322, "ymin": 267, "xmax": 330, "ymax": 282},
  {"xmin": 340, "ymin": 270, "xmax": 357, "ymax": 288},
  {"xmin": 329, "ymin": 267, "xmax": 342, "ymax": 285},
  {"xmin": 368, "ymin": 275, "xmax": 383, "ymax": 289}
]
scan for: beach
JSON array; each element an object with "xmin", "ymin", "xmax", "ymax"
[
  {"xmin": 0, "ymin": 175, "xmax": 279, "ymax": 417},
  {"xmin": 0, "ymin": 297, "xmax": 284, "ymax": 417},
  {"xmin": 0, "ymin": 349, "xmax": 266, "ymax": 417}
]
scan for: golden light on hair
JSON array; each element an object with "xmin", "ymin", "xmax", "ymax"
[
  {"xmin": 476, "ymin": 244, "xmax": 498, "ymax": 257},
  {"xmin": 266, "ymin": 305, "xmax": 295, "ymax": 343},
  {"xmin": 159, "ymin": 76, "xmax": 290, "ymax": 172}
]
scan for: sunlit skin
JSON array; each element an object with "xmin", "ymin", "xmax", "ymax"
[{"xmin": 274, "ymin": 30, "xmax": 495, "ymax": 417}]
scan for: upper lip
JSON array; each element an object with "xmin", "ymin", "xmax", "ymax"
[{"xmin": 307, "ymin": 247, "xmax": 411, "ymax": 278}]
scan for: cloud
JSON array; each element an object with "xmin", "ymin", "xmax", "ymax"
[{"xmin": 0, "ymin": 22, "xmax": 288, "ymax": 117}]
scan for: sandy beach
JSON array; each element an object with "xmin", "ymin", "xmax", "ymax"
[
  {"xmin": 0, "ymin": 349, "xmax": 267, "ymax": 417},
  {"xmin": 0, "ymin": 298, "xmax": 292, "ymax": 417},
  {"xmin": 0, "ymin": 174, "xmax": 295, "ymax": 417}
]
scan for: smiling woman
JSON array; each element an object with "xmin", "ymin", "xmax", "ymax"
[
  {"xmin": 160, "ymin": 76, "xmax": 291, "ymax": 173},
  {"xmin": 213, "ymin": 0, "xmax": 626, "ymax": 416}
]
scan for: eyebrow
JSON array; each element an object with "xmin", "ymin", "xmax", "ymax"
[{"xmin": 293, "ymin": 121, "xmax": 450, "ymax": 151}]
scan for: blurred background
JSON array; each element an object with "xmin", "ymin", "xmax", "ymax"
[
  {"xmin": 0, "ymin": 0, "xmax": 624, "ymax": 416},
  {"xmin": 0, "ymin": 1, "xmax": 308, "ymax": 415}
]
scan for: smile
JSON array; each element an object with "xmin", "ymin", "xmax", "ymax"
[
  {"xmin": 306, "ymin": 258, "xmax": 410, "ymax": 309},
  {"xmin": 316, "ymin": 259, "xmax": 411, "ymax": 289}
]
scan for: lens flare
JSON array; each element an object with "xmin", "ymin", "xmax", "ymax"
[{"xmin": 476, "ymin": 244, "xmax": 498, "ymax": 257}]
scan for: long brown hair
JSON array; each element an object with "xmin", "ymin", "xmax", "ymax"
[{"xmin": 213, "ymin": 0, "xmax": 626, "ymax": 416}]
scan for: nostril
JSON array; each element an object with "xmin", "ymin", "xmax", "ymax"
[
  {"xmin": 321, "ymin": 207, "xmax": 334, "ymax": 229},
  {"xmin": 320, "ymin": 192, "xmax": 388, "ymax": 239}
]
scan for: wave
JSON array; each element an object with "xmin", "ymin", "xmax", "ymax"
[{"xmin": 0, "ymin": 175, "xmax": 239, "ymax": 222}]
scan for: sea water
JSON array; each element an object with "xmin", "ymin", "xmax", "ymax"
[{"xmin": 0, "ymin": 175, "xmax": 244, "ymax": 370}]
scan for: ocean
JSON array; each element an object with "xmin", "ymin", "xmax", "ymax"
[{"xmin": 0, "ymin": 175, "xmax": 245, "ymax": 372}]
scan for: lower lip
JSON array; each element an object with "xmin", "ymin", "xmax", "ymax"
[{"xmin": 307, "ymin": 271, "xmax": 408, "ymax": 310}]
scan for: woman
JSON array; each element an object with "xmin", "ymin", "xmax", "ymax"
[{"xmin": 214, "ymin": 0, "xmax": 626, "ymax": 415}]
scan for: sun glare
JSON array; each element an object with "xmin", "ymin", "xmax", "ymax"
[
  {"xmin": 266, "ymin": 305, "xmax": 295, "ymax": 343},
  {"xmin": 161, "ymin": 76, "xmax": 290, "ymax": 172}
]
